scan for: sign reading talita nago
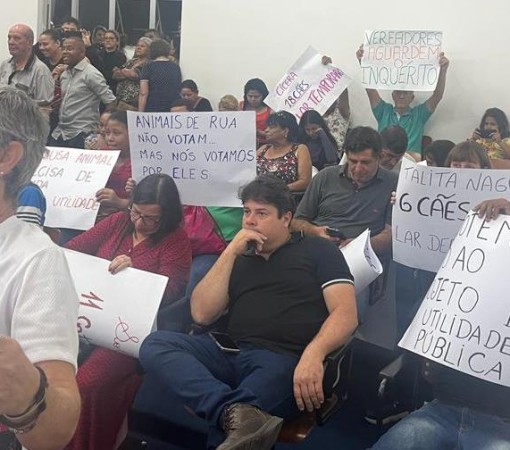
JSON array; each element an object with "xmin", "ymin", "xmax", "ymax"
[
  {"xmin": 128, "ymin": 111, "xmax": 257, "ymax": 207},
  {"xmin": 361, "ymin": 30, "xmax": 443, "ymax": 91},
  {"xmin": 400, "ymin": 212, "xmax": 510, "ymax": 388},
  {"xmin": 66, "ymin": 249, "xmax": 168, "ymax": 358},
  {"xmin": 31, "ymin": 147, "xmax": 120, "ymax": 230},
  {"xmin": 393, "ymin": 159, "xmax": 510, "ymax": 272},
  {"xmin": 265, "ymin": 46, "xmax": 352, "ymax": 120}
]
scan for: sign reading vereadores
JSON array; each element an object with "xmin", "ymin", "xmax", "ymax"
[{"xmin": 361, "ymin": 30, "xmax": 443, "ymax": 91}]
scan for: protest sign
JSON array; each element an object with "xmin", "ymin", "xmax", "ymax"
[
  {"xmin": 341, "ymin": 229, "xmax": 383, "ymax": 293},
  {"xmin": 393, "ymin": 159, "xmax": 510, "ymax": 272},
  {"xmin": 361, "ymin": 30, "xmax": 443, "ymax": 91},
  {"xmin": 31, "ymin": 147, "xmax": 120, "ymax": 230},
  {"xmin": 265, "ymin": 46, "xmax": 352, "ymax": 120},
  {"xmin": 400, "ymin": 212, "xmax": 510, "ymax": 388},
  {"xmin": 65, "ymin": 250, "xmax": 167, "ymax": 358},
  {"xmin": 128, "ymin": 111, "xmax": 256, "ymax": 207}
]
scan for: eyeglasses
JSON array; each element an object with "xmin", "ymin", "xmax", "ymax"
[{"xmin": 128, "ymin": 207, "xmax": 161, "ymax": 226}]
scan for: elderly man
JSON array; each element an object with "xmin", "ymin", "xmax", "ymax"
[
  {"xmin": 50, "ymin": 36, "xmax": 115, "ymax": 149},
  {"xmin": 356, "ymin": 46, "xmax": 449, "ymax": 160},
  {"xmin": 0, "ymin": 86, "xmax": 80, "ymax": 449},
  {"xmin": 0, "ymin": 24, "xmax": 54, "ymax": 105},
  {"xmin": 140, "ymin": 175, "xmax": 358, "ymax": 450}
]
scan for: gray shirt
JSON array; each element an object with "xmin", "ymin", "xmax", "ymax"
[
  {"xmin": 0, "ymin": 53, "xmax": 54, "ymax": 104},
  {"xmin": 295, "ymin": 165, "xmax": 398, "ymax": 238},
  {"xmin": 52, "ymin": 58, "xmax": 116, "ymax": 141}
]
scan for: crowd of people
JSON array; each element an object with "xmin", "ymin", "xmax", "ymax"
[{"xmin": 0, "ymin": 15, "xmax": 509, "ymax": 450}]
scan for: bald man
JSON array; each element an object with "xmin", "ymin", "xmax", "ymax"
[
  {"xmin": 49, "ymin": 36, "xmax": 115, "ymax": 149},
  {"xmin": 0, "ymin": 24, "xmax": 54, "ymax": 105}
]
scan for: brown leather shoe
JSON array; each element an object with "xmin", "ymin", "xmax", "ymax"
[{"xmin": 217, "ymin": 403, "xmax": 284, "ymax": 450}]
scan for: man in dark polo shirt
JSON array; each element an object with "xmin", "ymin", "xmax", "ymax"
[
  {"xmin": 292, "ymin": 126, "xmax": 397, "ymax": 255},
  {"xmin": 139, "ymin": 175, "xmax": 358, "ymax": 450}
]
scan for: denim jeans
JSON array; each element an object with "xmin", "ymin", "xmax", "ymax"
[
  {"xmin": 139, "ymin": 331, "xmax": 300, "ymax": 449},
  {"xmin": 372, "ymin": 399, "xmax": 510, "ymax": 450}
]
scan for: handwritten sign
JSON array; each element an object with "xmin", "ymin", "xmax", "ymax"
[
  {"xmin": 400, "ymin": 212, "xmax": 510, "ymax": 387},
  {"xmin": 361, "ymin": 30, "xmax": 443, "ymax": 91},
  {"xmin": 128, "ymin": 111, "xmax": 256, "ymax": 207},
  {"xmin": 341, "ymin": 229, "xmax": 383, "ymax": 293},
  {"xmin": 31, "ymin": 147, "xmax": 120, "ymax": 230},
  {"xmin": 65, "ymin": 250, "xmax": 168, "ymax": 358},
  {"xmin": 265, "ymin": 46, "xmax": 352, "ymax": 120},
  {"xmin": 393, "ymin": 159, "xmax": 510, "ymax": 272}
]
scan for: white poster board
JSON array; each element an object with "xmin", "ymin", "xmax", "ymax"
[
  {"xmin": 65, "ymin": 250, "xmax": 168, "ymax": 358},
  {"xmin": 128, "ymin": 111, "xmax": 256, "ymax": 207},
  {"xmin": 393, "ymin": 159, "xmax": 510, "ymax": 272},
  {"xmin": 400, "ymin": 212, "xmax": 510, "ymax": 387},
  {"xmin": 265, "ymin": 46, "xmax": 352, "ymax": 120},
  {"xmin": 341, "ymin": 229, "xmax": 383, "ymax": 293},
  {"xmin": 361, "ymin": 30, "xmax": 443, "ymax": 91},
  {"xmin": 31, "ymin": 147, "xmax": 120, "ymax": 230}
]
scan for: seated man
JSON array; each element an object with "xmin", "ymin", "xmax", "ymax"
[
  {"xmin": 379, "ymin": 125, "xmax": 412, "ymax": 173},
  {"xmin": 356, "ymin": 46, "xmax": 449, "ymax": 160},
  {"xmin": 139, "ymin": 175, "xmax": 358, "ymax": 450},
  {"xmin": 292, "ymin": 126, "xmax": 397, "ymax": 256}
]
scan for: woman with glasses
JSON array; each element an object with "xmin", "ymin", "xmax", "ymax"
[{"xmin": 64, "ymin": 174, "xmax": 192, "ymax": 450}]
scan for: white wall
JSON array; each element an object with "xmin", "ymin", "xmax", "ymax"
[
  {"xmin": 0, "ymin": 0, "xmax": 43, "ymax": 61},
  {"xmin": 180, "ymin": 0, "xmax": 510, "ymax": 145}
]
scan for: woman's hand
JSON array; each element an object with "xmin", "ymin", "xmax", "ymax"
[
  {"xmin": 390, "ymin": 190, "xmax": 396, "ymax": 205},
  {"xmin": 109, "ymin": 254, "xmax": 133, "ymax": 274},
  {"xmin": 96, "ymin": 188, "xmax": 121, "ymax": 207},
  {"xmin": 125, "ymin": 178, "xmax": 136, "ymax": 195},
  {"xmin": 491, "ymin": 131, "xmax": 502, "ymax": 143},
  {"xmin": 472, "ymin": 129, "xmax": 482, "ymax": 140}
]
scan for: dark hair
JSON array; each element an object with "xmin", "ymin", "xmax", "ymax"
[
  {"xmin": 479, "ymin": 108, "xmax": 510, "ymax": 139},
  {"xmin": 265, "ymin": 111, "xmax": 300, "ymax": 143},
  {"xmin": 423, "ymin": 140, "xmax": 455, "ymax": 167},
  {"xmin": 107, "ymin": 110, "xmax": 128, "ymax": 127},
  {"xmin": 344, "ymin": 126, "xmax": 382, "ymax": 156},
  {"xmin": 144, "ymin": 28, "xmax": 164, "ymax": 39},
  {"xmin": 170, "ymin": 98, "xmax": 193, "ymax": 111},
  {"xmin": 239, "ymin": 175, "xmax": 295, "ymax": 218},
  {"xmin": 41, "ymin": 29, "xmax": 62, "ymax": 43},
  {"xmin": 380, "ymin": 125, "xmax": 408, "ymax": 155},
  {"xmin": 180, "ymin": 79, "xmax": 198, "ymax": 92},
  {"xmin": 128, "ymin": 174, "xmax": 183, "ymax": 243},
  {"xmin": 243, "ymin": 78, "xmax": 269, "ymax": 110},
  {"xmin": 150, "ymin": 39, "xmax": 172, "ymax": 59},
  {"xmin": 92, "ymin": 25, "xmax": 107, "ymax": 41},
  {"xmin": 445, "ymin": 141, "xmax": 491, "ymax": 169},
  {"xmin": 298, "ymin": 109, "xmax": 338, "ymax": 148},
  {"xmin": 61, "ymin": 17, "xmax": 80, "ymax": 28},
  {"xmin": 62, "ymin": 31, "xmax": 83, "ymax": 41}
]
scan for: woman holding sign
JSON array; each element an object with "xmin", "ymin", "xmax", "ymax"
[
  {"xmin": 64, "ymin": 174, "xmax": 192, "ymax": 450},
  {"xmin": 257, "ymin": 111, "xmax": 312, "ymax": 193}
]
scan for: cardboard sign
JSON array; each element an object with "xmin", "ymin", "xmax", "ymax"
[
  {"xmin": 265, "ymin": 46, "xmax": 352, "ymax": 120},
  {"xmin": 400, "ymin": 212, "xmax": 510, "ymax": 388},
  {"xmin": 31, "ymin": 147, "xmax": 120, "ymax": 230},
  {"xmin": 361, "ymin": 30, "xmax": 443, "ymax": 91},
  {"xmin": 393, "ymin": 159, "xmax": 510, "ymax": 272},
  {"xmin": 341, "ymin": 229, "xmax": 383, "ymax": 293},
  {"xmin": 65, "ymin": 250, "xmax": 168, "ymax": 358},
  {"xmin": 128, "ymin": 111, "xmax": 257, "ymax": 207}
]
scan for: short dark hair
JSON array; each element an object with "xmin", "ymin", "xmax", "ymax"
[
  {"xmin": 380, "ymin": 125, "xmax": 408, "ymax": 155},
  {"xmin": 445, "ymin": 141, "xmax": 491, "ymax": 169},
  {"xmin": 180, "ymin": 79, "xmax": 198, "ymax": 92},
  {"xmin": 344, "ymin": 126, "xmax": 382, "ymax": 156},
  {"xmin": 266, "ymin": 111, "xmax": 300, "ymax": 143},
  {"xmin": 243, "ymin": 78, "xmax": 269, "ymax": 110},
  {"xmin": 479, "ymin": 107, "xmax": 510, "ymax": 139},
  {"xmin": 61, "ymin": 17, "xmax": 80, "ymax": 28},
  {"xmin": 170, "ymin": 98, "xmax": 192, "ymax": 111},
  {"xmin": 239, "ymin": 175, "xmax": 295, "ymax": 218},
  {"xmin": 129, "ymin": 174, "xmax": 183, "ymax": 243},
  {"xmin": 41, "ymin": 29, "xmax": 62, "ymax": 43},
  {"xmin": 107, "ymin": 110, "xmax": 128, "ymax": 127},
  {"xmin": 423, "ymin": 140, "xmax": 455, "ymax": 167},
  {"xmin": 150, "ymin": 39, "xmax": 171, "ymax": 59}
]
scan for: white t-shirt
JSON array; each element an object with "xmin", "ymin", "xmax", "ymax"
[{"xmin": 0, "ymin": 216, "xmax": 78, "ymax": 369}]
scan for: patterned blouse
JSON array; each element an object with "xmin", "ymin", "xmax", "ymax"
[
  {"xmin": 257, "ymin": 144, "xmax": 299, "ymax": 184},
  {"xmin": 474, "ymin": 137, "xmax": 510, "ymax": 160},
  {"xmin": 324, "ymin": 107, "xmax": 350, "ymax": 153}
]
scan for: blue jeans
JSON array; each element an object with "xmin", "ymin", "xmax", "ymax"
[
  {"xmin": 372, "ymin": 399, "xmax": 510, "ymax": 450},
  {"xmin": 139, "ymin": 331, "xmax": 300, "ymax": 448}
]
